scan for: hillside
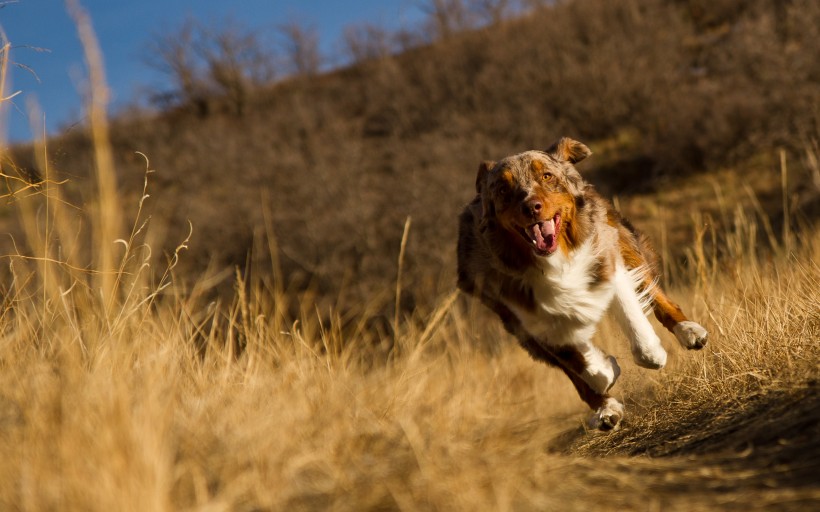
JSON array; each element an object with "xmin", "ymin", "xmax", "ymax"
[
  {"xmin": 5, "ymin": 0, "xmax": 819, "ymax": 318},
  {"xmin": 0, "ymin": 159, "xmax": 817, "ymax": 509},
  {"xmin": 0, "ymin": 0, "xmax": 818, "ymax": 510}
]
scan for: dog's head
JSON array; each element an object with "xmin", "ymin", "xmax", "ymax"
[{"xmin": 475, "ymin": 137, "xmax": 591, "ymax": 257}]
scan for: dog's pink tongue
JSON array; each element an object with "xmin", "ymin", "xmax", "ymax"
[
  {"xmin": 531, "ymin": 223, "xmax": 545, "ymax": 250},
  {"xmin": 540, "ymin": 219, "xmax": 556, "ymax": 252},
  {"xmin": 531, "ymin": 219, "xmax": 556, "ymax": 253}
]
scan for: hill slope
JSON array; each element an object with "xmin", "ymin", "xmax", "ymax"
[
  {"xmin": 6, "ymin": 0, "xmax": 819, "ymax": 314},
  {"xmin": 0, "ymin": 1, "xmax": 819, "ymax": 509}
]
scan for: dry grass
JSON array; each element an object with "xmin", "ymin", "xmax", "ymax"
[
  {"xmin": 1, "ymin": 4, "xmax": 819, "ymax": 511},
  {"xmin": 0, "ymin": 161, "xmax": 817, "ymax": 510},
  {"xmin": 1, "ymin": 108, "xmax": 819, "ymax": 510}
]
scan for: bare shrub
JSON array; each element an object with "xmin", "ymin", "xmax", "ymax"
[
  {"xmin": 470, "ymin": 0, "xmax": 517, "ymax": 25},
  {"xmin": 197, "ymin": 21, "xmax": 276, "ymax": 116},
  {"xmin": 342, "ymin": 23, "xmax": 394, "ymax": 64},
  {"xmin": 420, "ymin": 0, "xmax": 476, "ymax": 40},
  {"xmin": 277, "ymin": 21, "xmax": 322, "ymax": 77},
  {"xmin": 638, "ymin": 0, "xmax": 820, "ymax": 172},
  {"xmin": 145, "ymin": 18, "xmax": 275, "ymax": 115},
  {"xmin": 145, "ymin": 20, "xmax": 209, "ymax": 111}
]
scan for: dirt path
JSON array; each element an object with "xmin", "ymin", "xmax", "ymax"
[{"xmin": 548, "ymin": 382, "xmax": 820, "ymax": 510}]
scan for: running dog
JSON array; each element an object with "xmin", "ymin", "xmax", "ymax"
[{"xmin": 457, "ymin": 137, "xmax": 708, "ymax": 430}]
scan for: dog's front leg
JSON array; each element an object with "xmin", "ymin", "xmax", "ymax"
[
  {"xmin": 611, "ymin": 268, "xmax": 668, "ymax": 369},
  {"xmin": 651, "ymin": 289, "xmax": 709, "ymax": 350}
]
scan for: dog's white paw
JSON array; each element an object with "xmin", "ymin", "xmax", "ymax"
[
  {"xmin": 631, "ymin": 334, "xmax": 667, "ymax": 370},
  {"xmin": 673, "ymin": 321, "xmax": 708, "ymax": 350},
  {"xmin": 588, "ymin": 397, "xmax": 624, "ymax": 431}
]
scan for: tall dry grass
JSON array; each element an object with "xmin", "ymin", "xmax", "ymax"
[
  {"xmin": 0, "ymin": 144, "xmax": 817, "ymax": 509},
  {"xmin": 0, "ymin": 7, "xmax": 818, "ymax": 512},
  {"xmin": 3, "ymin": 138, "xmax": 819, "ymax": 511}
]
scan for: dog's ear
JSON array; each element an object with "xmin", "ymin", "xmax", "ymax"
[
  {"xmin": 475, "ymin": 160, "xmax": 495, "ymax": 194},
  {"xmin": 546, "ymin": 137, "xmax": 591, "ymax": 165},
  {"xmin": 546, "ymin": 139, "xmax": 589, "ymax": 199}
]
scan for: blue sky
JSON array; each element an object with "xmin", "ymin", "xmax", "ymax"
[{"xmin": 1, "ymin": 0, "xmax": 425, "ymax": 143}]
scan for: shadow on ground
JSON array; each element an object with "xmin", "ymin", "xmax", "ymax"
[{"xmin": 547, "ymin": 381, "xmax": 820, "ymax": 509}]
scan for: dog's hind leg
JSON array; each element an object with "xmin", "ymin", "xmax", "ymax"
[
  {"xmin": 651, "ymin": 289, "xmax": 708, "ymax": 350},
  {"xmin": 517, "ymin": 337, "xmax": 623, "ymax": 431},
  {"xmin": 480, "ymin": 297, "xmax": 625, "ymax": 430}
]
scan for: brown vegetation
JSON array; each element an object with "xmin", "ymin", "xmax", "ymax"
[
  {"xmin": 0, "ymin": 0, "xmax": 818, "ymax": 509},
  {"xmin": 0, "ymin": 129, "xmax": 818, "ymax": 509},
  {"xmin": 6, "ymin": 0, "xmax": 820, "ymax": 317}
]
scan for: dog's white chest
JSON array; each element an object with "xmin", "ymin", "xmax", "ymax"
[{"xmin": 507, "ymin": 242, "xmax": 615, "ymax": 345}]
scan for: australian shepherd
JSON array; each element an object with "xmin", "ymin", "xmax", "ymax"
[{"xmin": 457, "ymin": 137, "xmax": 708, "ymax": 430}]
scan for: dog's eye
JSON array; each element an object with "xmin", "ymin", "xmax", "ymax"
[
  {"xmin": 541, "ymin": 173, "xmax": 554, "ymax": 182},
  {"xmin": 496, "ymin": 184, "xmax": 511, "ymax": 200}
]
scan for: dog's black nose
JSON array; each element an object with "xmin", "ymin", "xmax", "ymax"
[{"xmin": 523, "ymin": 200, "xmax": 542, "ymax": 217}]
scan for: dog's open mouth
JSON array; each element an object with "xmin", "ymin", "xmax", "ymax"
[{"xmin": 522, "ymin": 214, "xmax": 561, "ymax": 256}]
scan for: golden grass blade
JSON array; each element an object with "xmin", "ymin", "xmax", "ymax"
[
  {"xmin": 67, "ymin": 0, "xmax": 122, "ymax": 312},
  {"xmin": 394, "ymin": 215, "xmax": 412, "ymax": 337}
]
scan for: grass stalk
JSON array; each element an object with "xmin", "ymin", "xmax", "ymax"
[
  {"xmin": 68, "ymin": 0, "xmax": 122, "ymax": 313},
  {"xmin": 394, "ymin": 216, "xmax": 412, "ymax": 339},
  {"xmin": 780, "ymin": 148, "xmax": 791, "ymax": 252}
]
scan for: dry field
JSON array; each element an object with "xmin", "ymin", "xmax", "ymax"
[
  {"xmin": 0, "ymin": 151, "xmax": 817, "ymax": 511},
  {"xmin": 1, "ymin": 114, "xmax": 818, "ymax": 511},
  {"xmin": 1, "ymin": 6, "xmax": 819, "ymax": 511}
]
